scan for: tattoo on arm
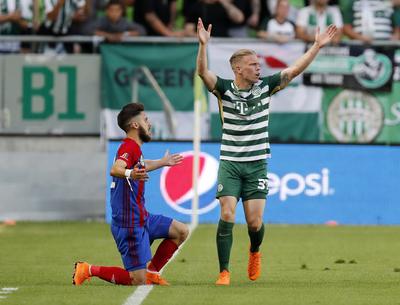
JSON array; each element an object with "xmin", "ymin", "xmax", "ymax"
[{"xmin": 280, "ymin": 72, "xmax": 290, "ymax": 89}]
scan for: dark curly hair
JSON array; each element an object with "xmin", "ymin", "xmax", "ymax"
[{"xmin": 117, "ymin": 103, "xmax": 145, "ymax": 132}]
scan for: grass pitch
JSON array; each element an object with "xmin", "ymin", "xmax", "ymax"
[{"xmin": 1, "ymin": 222, "xmax": 400, "ymax": 305}]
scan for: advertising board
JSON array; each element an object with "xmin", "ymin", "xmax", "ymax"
[{"xmin": 106, "ymin": 142, "xmax": 400, "ymax": 225}]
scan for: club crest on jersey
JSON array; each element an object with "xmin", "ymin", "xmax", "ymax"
[
  {"xmin": 251, "ymin": 85, "xmax": 262, "ymax": 97},
  {"xmin": 235, "ymin": 101, "xmax": 249, "ymax": 115},
  {"xmin": 120, "ymin": 153, "xmax": 129, "ymax": 161}
]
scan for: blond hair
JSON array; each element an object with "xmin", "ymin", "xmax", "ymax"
[{"xmin": 229, "ymin": 49, "xmax": 257, "ymax": 70}]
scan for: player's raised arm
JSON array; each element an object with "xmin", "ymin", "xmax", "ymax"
[
  {"xmin": 279, "ymin": 25, "xmax": 337, "ymax": 89},
  {"xmin": 196, "ymin": 18, "xmax": 217, "ymax": 91},
  {"xmin": 145, "ymin": 150, "xmax": 183, "ymax": 172}
]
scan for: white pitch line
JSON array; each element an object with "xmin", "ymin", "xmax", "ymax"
[
  {"xmin": 0, "ymin": 288, "xmax": 19, "ymax": 300},
  {"xmin": 123, "ymin": 223, "xmax": 197, "ymax": 305}
]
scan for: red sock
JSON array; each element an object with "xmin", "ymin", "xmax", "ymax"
[
  {"xmin": 148, "ymin": 239, "xmax": 178, "ymax": 272},
  {"xmin": 90, "ymin": 265, "xmax": 132, "ymax": 285}
]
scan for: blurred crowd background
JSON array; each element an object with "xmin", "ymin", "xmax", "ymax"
[{"xmin": 1, "ymin": 0, "xmax": 400, "ymax": 54}]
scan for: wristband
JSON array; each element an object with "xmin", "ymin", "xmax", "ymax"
[{"xmin": 125, "ymin": 169, "xmax": 132, "ymax": 178}]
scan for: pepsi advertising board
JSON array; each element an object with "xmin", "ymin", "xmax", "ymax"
[{"xmin": 106, "ymin": 142, "xmax": 400, "ymax": 225}]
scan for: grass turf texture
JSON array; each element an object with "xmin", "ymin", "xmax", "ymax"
[{"xmin": 1, "ymin": 223, "xmax": 400, "ymax": 305}]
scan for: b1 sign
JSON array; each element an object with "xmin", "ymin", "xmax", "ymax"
[{"xmin": 106, "ymin": 142, "xmax": 400, "ymax": 225}]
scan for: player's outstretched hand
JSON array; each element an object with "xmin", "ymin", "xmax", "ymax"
[
  {"xmin": 315, "ymin": 25, "xmax": 337, "ymax": 48},
  {"xmin": 132, "ymin": 164, "xmax": 149, "ymax": 181},
  {"xmin": 197, "ymin": 17, "xmax": 212, "ymax": 45},
  {"xmin": 162, "ymin": 150, "xmax": 183, "ymax": 167}
]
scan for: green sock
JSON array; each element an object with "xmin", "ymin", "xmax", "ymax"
[
  {"xmin": 216, "ymin": 219, "xmax": 234, "ymax": 272},
  {"xmin": 248, "ymin": 223, "xmax": 265, "ymax": 253}
]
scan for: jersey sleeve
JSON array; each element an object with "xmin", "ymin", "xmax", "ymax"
[
  {"xmin": 262, "ymin": 72, "xmax": 281, "ymax": 96},
  {"xmin": 212, "ymin": 76, "xmax": 230, "ymax": 96},
  {"xmin": 341, "ymin": 1, "xmax": 353, "ymax": 25},
  {"xmin": 116, "ymin": 142, "xmax": 138, "ymax": 169}
]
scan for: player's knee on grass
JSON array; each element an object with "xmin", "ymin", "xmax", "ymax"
[{"xmin": 129, "ymin": 270, "xmax": 146, "ymax": 285}]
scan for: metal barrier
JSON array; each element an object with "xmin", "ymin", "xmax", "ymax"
[{"xmin": 2, "ymin": 35, "xmax": 400, "ymax": 45}]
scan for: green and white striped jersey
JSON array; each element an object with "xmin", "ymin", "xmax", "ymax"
[
  {"xmin": 342, "ymin": 0, "xmax": 396, "ymax": 40},
  {"xmin": 44, "ymin": 0, "xmax": 85, "ymax": 34},
  {"xmin": 0, "ymin": 0, "xmax": 21, "ymax": 35},
  {"xmin": 213, "ymin": 73, "xmax": 281, "ymax": 162}
]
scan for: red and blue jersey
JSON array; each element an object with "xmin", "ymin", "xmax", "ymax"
[{"xmin": 110, "ymin": 138, "xmax": 149, "ymax": 228}]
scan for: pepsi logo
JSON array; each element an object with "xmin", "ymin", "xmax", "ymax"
[{"xmin": 160, "ymin": 151, "xmax": 219, "ymax": 215}]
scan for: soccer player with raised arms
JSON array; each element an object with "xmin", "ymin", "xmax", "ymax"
[
  {"xmin": 196, "ymin": 17, "xmax": 337, "ymax": 285},
  {"xmin": 73, "ymin": 103, "xmax": 188, "ymax": 286}
]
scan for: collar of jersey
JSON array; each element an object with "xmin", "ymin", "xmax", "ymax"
[
  {"xmin": 232, "ymin": 81, "xmax": 252, "ymax": 93},
  {"xmin": 231, "ymin": 79, "xmax": 262, "ymax": 96}
]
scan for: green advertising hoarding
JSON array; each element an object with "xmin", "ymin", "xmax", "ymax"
[
  {"xmin": 100, "ymin": 43, "xmax": 211, "ymax": 140},
  {"xmin": 100, "ymin": 44, "xmax": 198, "ymax": 111},
  {"xmin": 2, "ymin": 42, "xmax": 397, "ymax": 143},
  {"xmin": 100, "ymin": 42, "xmax": 400, "ymax": 144}
]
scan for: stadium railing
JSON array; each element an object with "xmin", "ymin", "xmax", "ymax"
[{"xmin": 2, "ymin": 35, "xmax": 400, "ymax": 45}]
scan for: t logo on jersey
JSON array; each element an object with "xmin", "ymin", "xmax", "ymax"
[{"xmin": 235, "ymin": 101, "xmax": 249, "ymax": 115}]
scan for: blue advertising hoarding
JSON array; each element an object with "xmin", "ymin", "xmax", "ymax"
[{"xmin": 106, "ymin": 142, "xmax": 400, "ymax": 225}]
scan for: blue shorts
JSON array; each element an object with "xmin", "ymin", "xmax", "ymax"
[{"xmin": 111, "ymin": 213, "xmax": 173, "ymax": 271}]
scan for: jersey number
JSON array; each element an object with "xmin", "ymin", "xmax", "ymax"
[{"xmin": 257, "ymin": 179, "xmax": 268, "ymax": 190}]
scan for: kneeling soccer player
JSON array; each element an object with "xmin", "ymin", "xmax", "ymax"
[{"xmin": 73, "ymin": 103, "xmax": 188, "ymax": 286}]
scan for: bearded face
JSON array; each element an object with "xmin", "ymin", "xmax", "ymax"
[{"xmin": 138, "ymin": 124, "xmax": 151, "ymax": 143}]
